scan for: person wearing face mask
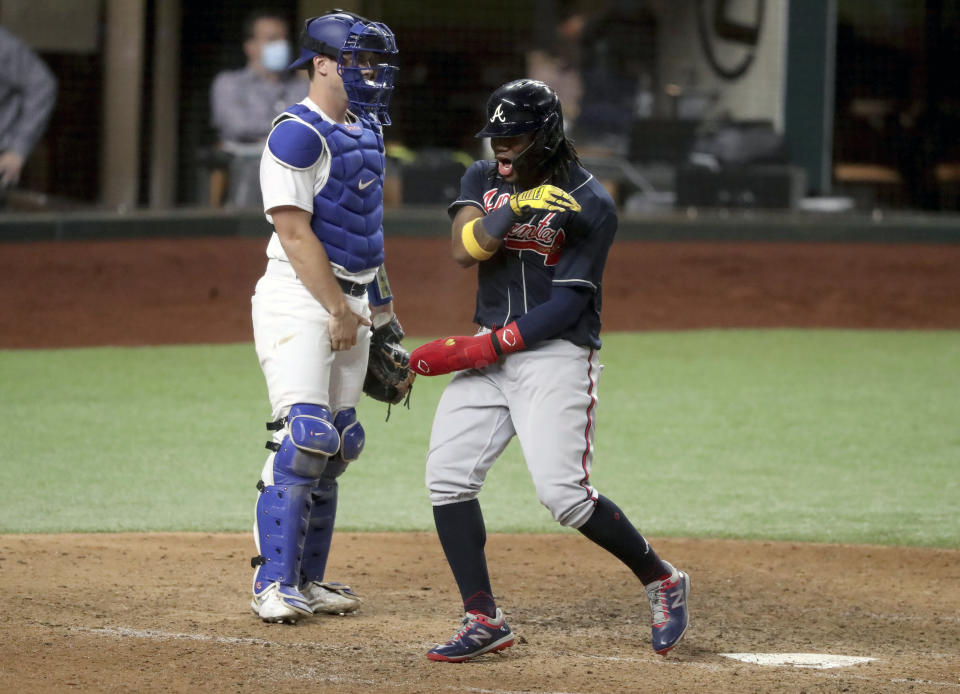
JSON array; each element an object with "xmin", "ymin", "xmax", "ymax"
[{"xmin": 210, "ymin": 9, "xmax": 308, "ymax": 207}]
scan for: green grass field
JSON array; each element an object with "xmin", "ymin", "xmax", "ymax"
[{"xmin": 1, "ymin": 330, "xmax": 957, "ymax": 547}]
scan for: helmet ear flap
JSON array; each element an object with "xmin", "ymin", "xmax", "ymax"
[
  {"xmin": 540, "ymin": 111, "xmax": 562, "ymax": 153},
  {"xmin": 521, "ymin": 112, "xmax": 578, "ymax": 182}
]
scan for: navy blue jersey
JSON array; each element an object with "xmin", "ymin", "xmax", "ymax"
[{"xmin": 448, "ymin": 161, "xmax": 617, "ymax": 349}]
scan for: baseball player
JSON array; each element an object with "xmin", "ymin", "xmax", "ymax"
[
  {"xmin": 410, "ymin": 80, "xmax": 691, "ymax": 661},
  {"xmin": 249, "ymin": 10, "xmax": 406, "ymax": 623}
]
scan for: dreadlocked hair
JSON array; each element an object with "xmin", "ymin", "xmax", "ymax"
[{"xmin": 542, "ymin": 136, "xmax": 581, "ymax": 184}]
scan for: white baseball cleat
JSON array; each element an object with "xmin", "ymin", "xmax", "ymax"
[
  {"xmin": 300, "ymin": 581, "xmax": 363, "ymax": 614},
  {"xmin": 251, "ymin": 582, "xmax": 313, "ymax": 623}
]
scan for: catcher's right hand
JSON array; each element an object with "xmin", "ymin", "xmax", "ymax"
[
  {"xmin": 363, "ymin": 315, "xmax": 415, "ymax": 405},
  {"xmin": 509, "ymin": 184, "xmax": 582, "ymax": 216}
]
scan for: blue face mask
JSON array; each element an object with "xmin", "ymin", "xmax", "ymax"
[{"xmin": 261, "ymin": 40, "xmax": 291, "ymax": 73}]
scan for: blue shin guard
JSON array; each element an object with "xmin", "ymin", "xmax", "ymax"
[
  {"xmin": 300, "ymin": 408, "xmax": 364, "ymax": 583},
  {"xmin": 301, "ymin": 477, "xmax": 338, "ymax": 583},
  {"xmin": 254, "ymin": 404, "xmax": 339, "ymax": 607},
  {"xmin": 252, "ymin": 482, "xmax": 314, "ymax": 618},
  {"xmin": 253, "ymin": 482, "xmax": 313, "ymax": 590}
]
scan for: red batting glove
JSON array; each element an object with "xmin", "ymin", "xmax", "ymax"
[{"xmin": 410, "ymin": 322, "xmax": 526, "ymax": 376}]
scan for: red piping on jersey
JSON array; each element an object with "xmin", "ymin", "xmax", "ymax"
[{"xmin": 579, "ymin": 349, "xmax": 597, "ymax": 500}]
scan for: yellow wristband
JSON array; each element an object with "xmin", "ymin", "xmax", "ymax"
[{"xmin": 461, "ymin": 218, "xmax": 495, "ymax": 261}]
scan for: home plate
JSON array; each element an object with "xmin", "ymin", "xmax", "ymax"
[{"xmin": 720, "ymin": 653, "xmax": 877, "ymax": 669}]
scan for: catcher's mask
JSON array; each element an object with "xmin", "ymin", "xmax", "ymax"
[
  {"xmin": 475, "ymin": 79, "xmax": 566, "ymax": 179},
  {"xmin": 288, "ymin": 10, "xmax": 398, "ymax": 125}
]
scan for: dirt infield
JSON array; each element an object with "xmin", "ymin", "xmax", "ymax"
[
  {"xmin": 2, "ymin": 236, "xmax": 959, "ymax": 692},
  {"xmin": 2, "ymin": 533, "xmax": 959, "ymax": 693}
]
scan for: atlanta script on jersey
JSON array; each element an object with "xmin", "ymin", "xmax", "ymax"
[{"xmin": 448, "ymin": 161, "xmax": 618, "ymax": 349}]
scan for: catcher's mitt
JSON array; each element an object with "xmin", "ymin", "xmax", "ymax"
[{"xmin": 363, "ymin": 315, "xmax": 415, "ymax": 406}]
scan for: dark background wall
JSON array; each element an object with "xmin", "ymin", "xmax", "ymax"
[{"xmin": 10, "ymin": 0, "xmax": 960, "ymax": 211}]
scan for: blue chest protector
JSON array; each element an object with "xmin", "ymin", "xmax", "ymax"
[{"xmin": 267, "ymin": 104, "xmax": 386, "ymax": 273}]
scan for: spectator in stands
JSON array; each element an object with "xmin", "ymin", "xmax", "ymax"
[
  {"xmin": 210, "ymin": 9, "xmax": 307, "ymax": 207},
  {"xmin": 0, "ymin": 26, "xmax": 57, "ymax": 190}
]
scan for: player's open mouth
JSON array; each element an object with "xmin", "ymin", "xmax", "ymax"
[{"xmin": 497, "ymin": 156, "xmax": 513, "ymax": 177}]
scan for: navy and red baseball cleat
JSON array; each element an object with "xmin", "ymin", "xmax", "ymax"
[
  {"xmin": 645, "ymin": 562, "xmax": 691, "ymax": 655},
  {"xmin": 427, "ymin": 608, "xmax": 515, "ymax": 662}
]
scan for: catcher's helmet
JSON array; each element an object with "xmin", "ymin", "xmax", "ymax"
[
  {"xmin": 476, "ymin": 79, "xmax": 568, "ymax": 176},
  {"xmin": 288, "ymin": 10, "xmax": 398, "ymax": 124}
]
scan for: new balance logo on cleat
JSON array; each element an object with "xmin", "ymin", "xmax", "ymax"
[
  {"xmin": 670, "ymin": 587, "xmax": 686, "ymax": 610},
  {"xmin": 467, "ymin": 627, "xmax": 491, "ymax": 645},
  {"xmin": 645, "ymin": 563, "xmax": 691, "ymax": 655},
  {"xmin": 427, "ymin": 609, "xmax": 515, "ymax": 662}
]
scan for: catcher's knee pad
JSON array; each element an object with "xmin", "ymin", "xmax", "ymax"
[
  {"xmin": 333, "ymin": 408, "xmax": 364, "ymax": 464},
  {"xmin": 312, "ymin": 408, "xmax": 362, "ymax": 484},
  {"xmin": 253, "ymin": 482, "xmax": 313, "ymax": 587},
  {"xmin": 270, "ymin": 404, "xmax": 340, "ymax": 485}
]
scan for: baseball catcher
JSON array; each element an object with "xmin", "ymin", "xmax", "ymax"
[{"xmin": 249, "ymin": 10, "xmax": 404, "ymax": 624}]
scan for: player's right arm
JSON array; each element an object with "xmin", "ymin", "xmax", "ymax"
[
  {"xmin": 448, "ymin": 162, "xmax": 498, "ymax": 267},
  {"xmin": 450, "ymin": 174, "xmax": 580, "ymax": 268},
  {"xmin": 271, "ymin": 207, "xmax": 370, "ymax": 351},
  {"xmin": 451, "ymin": 205, "xmax": 499, "ymax": 268}
]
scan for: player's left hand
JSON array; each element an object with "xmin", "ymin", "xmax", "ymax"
[
  {"xmin": 363, "ymin": 314, "xmax": 416, "ymax": 404},
  {"xmin": 410, "ymin": 335, "xmax": 498, "ymax": 376},
  {"xmin": 509, "ymin": 184, "xmax": 581, "ymax": 216},
  {"xmin": 410, "ymin": 324, "xmax": 526, "ymax": 376}
]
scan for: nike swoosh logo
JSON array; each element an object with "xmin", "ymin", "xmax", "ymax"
[{"xmin": 359, "ymin": 178, "xmax": 376, "ymax": 190}]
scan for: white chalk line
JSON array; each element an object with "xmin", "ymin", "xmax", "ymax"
[
  {"xmin": 64, "ymin": 624, "xmax": 960, "ymax": 691},
  {"xmin": 71, "ymin": 625, "xmax": 320, "ymax": 648}
]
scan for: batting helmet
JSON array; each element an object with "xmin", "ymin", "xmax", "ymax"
[
  {"xmin": 476, "ymin": 79, "xmax": 574, "ymax": 180},
  {"xmin": 288, "ymin": 10, "xmax": 398, "ymax": 124}
]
